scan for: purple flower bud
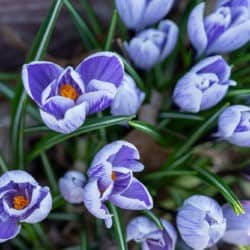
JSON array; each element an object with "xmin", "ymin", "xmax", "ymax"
[
  {"xmin": 115, "ymin": 0, "xmax": 174, "ymax": 31},
  {"xmin": 177, "ymin": 195, "xmax": 226, "ymax": 249},
  {"xmin": 223, "ymin": 201, "xmax": 250, "ymax": 245},
  {"xmin": 111, "ymin": 74, "xmax": 145, "ymax": 117},
  {"xmin": 125, "ymin": 20, "xmax": 178, "ymax": 70},
  {"xmin": 188, "ymin": 2, "xmax": 250, "ymax": 56},
  {"xmin": 59, "ymin": 170, "xmax": 86, "ymax": 204},
  {"xmin": 127, "ymin": 216, "xmax": 177, "ymax": 250},
  {"xmin": 22, "ymin": 52, "xmax": 124, "ymax": 134},
  {"xmin": 82, "ymin": 141, "xmax": 153, "ymax": 228},
  {"xmin": 0, "ymin": 170, "xmax": 52, "ymax": 243},
  {"xmin": 215, "ymin": 105, "xmax": 250, "ymax": 147},
  {"xmin": 173, "ymin": 56, "xmax": 236, "ymax": 113}
]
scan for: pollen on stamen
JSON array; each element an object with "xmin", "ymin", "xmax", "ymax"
[
  {"xmin": 59, "ymin": 84, "xmax": 79, "ymax": 101},
  {"xmin": 111, "ymin": 172, "xmax": 117, "ymax": 181},
  {"xmin": 13, "ymin": 195, "xmax": 29, "ymax": 210}
]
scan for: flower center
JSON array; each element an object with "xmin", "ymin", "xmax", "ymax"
[
  {"xmin": 13, "ymin": 195, "xmax": 29, "ymax": 210},
  {"xmin": 59, "ymin": 84, "xmax": 79, "ymax": 100},
  {"xmin": 111, "ymin": 172, "xmax": 117, "ymax": 181}
]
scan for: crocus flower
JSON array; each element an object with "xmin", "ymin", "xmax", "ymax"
[
  {"xmin": 115, "ymin": 0, "xmax": 174, "ymax": 31},
  {"xmin": 22, "ymin": 52, "xmax": 124, "ymax": 134},
  {"xmin": 127, "ymin": 216, "xmax": 177, "ymax": 250},
  {"xmin": 82, "ymin": 141, "xmax": 153, "ymax": 228},
  {"xmin": 177, "ymin": 195, "xmax": 226, "ymax": 250},
  {"xmin": 0, "ymin": 170, "xmax": 52, "ymax": 243},
  {"xmin": 59, "ymin": 170, "xmax": 86, "ymax": 204},
  {"xmin": 188, "ymin": 2, "xmax": 250, "ymax": 56},
  {"xmin": 111, "ymin": 73, "xmax": 145, "ymax": 116},
  {"xmin": 215, "ymin": 105, "xmax": 250, "ymax": 147},
  {"xmin": 125, "ymin": 20, "xmax": 178, "ymax": 70},
  {"xmin": 173, "ymin": 55, "xmax": 236, "ymax": 113},
  {"xmin": 223, "ymin": 201, "xmax": 250, "ymax": 245}
]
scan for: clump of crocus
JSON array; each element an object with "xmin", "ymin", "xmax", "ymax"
[
  {"xmin": 223, "ymin": 201, "xmax": 250, "ymax": 245},
  {"xmin": 127, "ymin": 216, "xmax": 177, "ymax": 250},
  {"xmin": 22, "ymin": 52, "xmax": 124, "ymax": 134},
  {"xmin": 215, "ymin": 105, "xmax": 250, "ymax": 147},
  {"xmin": 59, "ymin": 170, "xmax": 86, "ymax": 204},
  {"xmin": 111, "ymin": 73, "xmax": 145, "ymax": 117},
  {"xmin": 188, "ymin": 1, "xmax": 250, "ymax": 56},
  {"xmin": 173, "ymin": 55, "xmax": 236, "ymax": 113},
  {"xmin": 125, "ymin": 20, "xmax": 178, "ymax": 70},
  {"xmin": 82, "ymin": 140, "xmax": 153, "ymax": 228},
  {"xmin": 0, "ymin": 170, "xmax": 52, "ymax": 243},
  {"xmin": 115, "ymin": 0, "xmax": 174, "ymax": 31},
  {"xmin": 177, "ymin": 195, "xmax": 226, "ymax": 250}
]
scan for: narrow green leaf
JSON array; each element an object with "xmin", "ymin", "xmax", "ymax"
[
  {"xmin": 105, "ymin": 10, "xmax": 118, "ymax": 50},
  {"xmin": 192, "ymin": 165, "xmax": 244, "ymax": 215},
  {"xmin": 160, "ymin": 112, "xmax": 204, "ymax": 121},
  {"xmin": 129, "ymin": 120, "xmax": 167, "ymax": 146},
  {"xmin": 0, "ymin": 153, "xmax": 8, "ymax": 173},
  {"xmin": 48, "ymin": 212, "xmax": 79, "ymax": 221},
  {"xmin": 11, "ymin": 238, "xmax": 28, "ymax": 250},
  {"xmin": 108, "ymin": 203, "xmax": 128, "ymax": 250},
  {"xmin": 64, "ymin": 0, "xmax": 100, "ymax": 49},
  {"xmin": 0, "ymin": 81, "xmax": 14, "ymax": 99},
  {"xmin": 0, "ymin": 73, "xmax": 19, "ymax": 81},
  {"xmin": 142, "ymin": 210, "xmax": 163, "ymax": 230},
  {"xmin": 80, "ymin": 230, "xmax": 88, "ymax": 250},
  {"xmin": 27, "ymin": 116, "xmax": 134, "ymax": 162},
  {"xmin": 227, "ymin": 89, "xmax": 250, "ymax": 97},
  {"xmin": 41, "ymin": 152, "xmax": 58, "ymax": 193}
]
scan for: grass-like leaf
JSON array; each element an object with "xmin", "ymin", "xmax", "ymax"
[
  {"xmin": 160, "ymin": 112, "xmax": 204, "ymax": 121},
  {"xmin": 142, "ymin": 210, "xmax": 163, "ymax": 230},
  {"xmin": 27, "ymin": 115, "xmax": 134, "ymax": 162},
  {"xmin": 105, "ymin": 10, "xmax": 118, "ymax": 50}
]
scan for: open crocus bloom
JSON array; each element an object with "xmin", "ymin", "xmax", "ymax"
[
  {"xmin": 82, "ymin": 141, "xmax": 153, "ymax": 228},
  {"xmin": 0, "ymin": 170, "xmax": 52, "ymax": 243},
  {"xmin": 127, "ymin": 216, "xmax": 177, "ymax": 250},
  {"xmin": 188, "ymin": 1, "xmax": 250, "ymax": 56},
  {"xmin": 22, "ymin": 52, "xmax": 124, "ymax": 134}
]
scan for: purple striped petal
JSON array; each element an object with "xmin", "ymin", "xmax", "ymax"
[
  {"xmin": 112, "ymin": 167, "xmax": 133, "ymax": 194},
  {"xmin": 0, "ymin": 216, "xmax": 21, "ymax": 243}
]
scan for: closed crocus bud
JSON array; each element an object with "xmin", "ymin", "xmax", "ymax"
[
  {"xmin": 111, "ymin": 74, "xmax": 145, "ymax": 116},
  {"xmin": 177, "ymin": 195, "xmax": 226, "ymax": 250},
  {"xmin": 215, "ymin": 105, "xmax": 250, "ymax": 147},
  {"xmin": 59, "ymin": 170, "xmax": 86, "ymax": 204},
  {"xmin": 173, "ymin": 56, "xmax": 236, "ymax": 113},
  {"xmin": 125, "ymin": 20, "xmax": 178, "ymax": 70},
  {"xmin": 223, "ymin": 201, "xmax": 250, "ymax": 245},
  {"xmin": 188, "ymin": 2, "xmax": 250, "ymax": 56},
  {"xmin": 115, "ymin": 0, "xmax": 174, "ymax": 31}
]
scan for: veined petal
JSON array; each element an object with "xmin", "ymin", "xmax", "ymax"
[
  {"xmin": 22, "ymin": 61, "xmax": 63, "ymax": 105},
  {"xmin": 188, "ymin": 3, "xmax": 208, "ymax": 57},
  {"xmin": 112, "ymin": 167, "xmax": 133, "ymax": 194},
  {"xmin": 76, "ymin": 52, "xmax": 124, "ymax": 88},
  {"xmin": 40, "ymin": 101, "xmax": 87, "ymax": 134},
  {"xmin": 0, "ymin": 216, "xmax": 21, "ymax": 243},
  {"xmin": 109, "ymin": 178, "xmax": 153, "ymax": 210},
  {"xmin": 228, "ymin": 130, "xmax": 250, "ymax": 147}
]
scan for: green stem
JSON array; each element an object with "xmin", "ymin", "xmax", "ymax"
[
  {"xmin": 105, "ymin": 10, "xmax": 118, "ymax": 50},
  {"xmin": 0, "ymin": 153, "xmax": 8, "ymax": 173}
]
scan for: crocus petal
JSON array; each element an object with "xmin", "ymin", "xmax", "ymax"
[
  {"xmin": 76, "ymin": 52, "xmax": 124, "ymax": 88},
  {"xmin": 173, "ymin": 73, "xmax": 203, "ymax": 113},
  {"xmin": 40, "ymin": 101, "xmax": 87, "ymax": 134},
  {"xmin": 0, "ymin": 216, "xmax": 21, "ymax": 243},
  {"xmin": 227, "ymin": 130, "xmax": 250, "ymax": 147},
  {"xmin": 112, "ymin": 167, "xmax": 133, "ymax": 194},
  {"xmin": 207, "ymin": 20, "xmax": 250, "ymax": 54},
  {"xmin": 188, "ymin": 3, "xmax": 208, "ymax": 57},
  {"xmin": 109, "ymin": 178, "xmax": 153, "ymax": 210},
  {"xmin": 115, "ymin": 0, "xmax": 146, "ymax": 30},
  {"xmin": 142, "ymin": 0, "xmax": 174, "ymax": 29},
  {"xmin": 91, "ymin": 140, "xmax": 144, "ymax": 172},
  {"xmin": 22, "ymin": 61, "xmax": 63, "ymax": 105},
  {"xmin": 82, "ymin": 179, "xmax": 112, "ymax": 220},
  {"xmin": 126, "ymin": 216, "xmax": 158, "ymax": 242},
  {"xmin": 161, "ymin": 219, "xmax": 178, "ymax": 248}
]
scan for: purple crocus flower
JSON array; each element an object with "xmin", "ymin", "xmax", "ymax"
[
  {"xmin": 223, "ymin": 201, "xmax": 250, "ymax": 245},
  {"xmin": 188, "ymin": 1, "xmax": 250, "ymax": 56},
  {"xmin": 115, "ymin": 0, "xmax": 174, "ymax": 31},
  {"xmin": 82, "ymin": 141, "xmax": 153, "ymax": 228},
  {"xmin": 177, "ymin": 195, "xmax": 226, "ymax": 250},
  {"xmin": 111, "ymin": 73, "xmax": 145, "ymax": 117},
  {"xmin": 173, "ymin": 56, "xmax": 236, "ymax": 113},
  {"xmin": 127, "ymin": 216, "xmax": 177, "ymax": 250},
  {"xmin": 125, "ymin": 20, "xmax": 178, "ymax": 70},
  {"xmin": 0, "ymin": 170, "xmax": 52, "ymax": 243},
  {"xmin": 22, "ymin": 52, "xmax": 124, "ymax": 134},
  {"xmin": 59, "ymin": 170, "xmax": 86, "ymax": 204},
  {"xmin": 215, "ymin": 105, "xmax": 250, "ymax": 147}
]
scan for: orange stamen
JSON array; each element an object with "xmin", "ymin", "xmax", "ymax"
[
  {"xmin": 13, "ymin": 195, "xmax": 29, "ymax": 210},
  {"xmin": 59, "ymin": 84, "xmax": 79, "ymax": 100},
  {"xmin": 111, "ymin": 172, "xmax": 117, "ymax": 181}
]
